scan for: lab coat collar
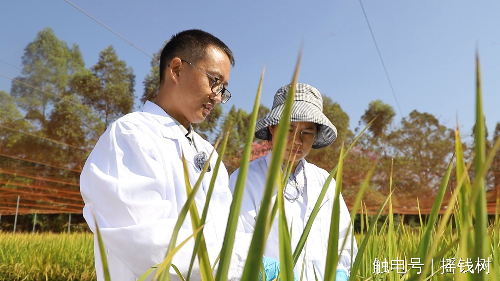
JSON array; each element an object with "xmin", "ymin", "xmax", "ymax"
[
  {"xmin": 141, "ymin": 101, "xmax": 184, "ymax": 140},
  {"xmin": 141, "ymin": 101, "xmax": 210, "ymax": 170},
  {"xmin": 263, "ymin": 150, "xmax": 322, "ymax": 210}
]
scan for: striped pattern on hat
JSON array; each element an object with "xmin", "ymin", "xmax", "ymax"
[{"xmin": 255, "ymin": 83, "xmax": 337, "ymax": 149}]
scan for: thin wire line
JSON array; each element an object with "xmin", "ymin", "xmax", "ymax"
[
  {"xmin": 63, "ymin": 0, "xmax": 154, "ymax": 60},
  {"xmin": 0, "ymin": 59, "xmax": 22, "ymax": 71},
  {"xmin": 0, "ymin": 72, "xmax": 83, "ymax": 109},
  {"xmin": 358, "ymin": 0, "xmax": 404, "ymax": 117},
  {"xmin": 0, "ymin": 124, "xmax": 91, "ymax": 152},
  {"xmin": 0, "ymin": 168, "xmax": 79, "ymax": 186},
  {"xmin": 0, "ymin": 152, "xmax": 82, "ymax": 173}
]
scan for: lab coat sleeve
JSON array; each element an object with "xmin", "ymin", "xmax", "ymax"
[{"xmin": 81, "ymin": 120, "xmax": 204, "ymax": 278}]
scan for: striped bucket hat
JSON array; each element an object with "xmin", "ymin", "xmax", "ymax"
[{"xmin": 255, "ymin": 83, "xmax": 337, "ymax": 149}]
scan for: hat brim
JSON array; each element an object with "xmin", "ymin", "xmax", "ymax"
[{"xmin": 254, "ymin": 102, "xmax": 337, "ymax": 149}]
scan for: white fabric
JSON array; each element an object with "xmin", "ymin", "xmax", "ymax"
[
  {"xmin": 81, "ymin": 101, "xmax": 247, "ymax": 281},
  {"xmin": 229, "ymin": 151, "xmax": 358, "ymax": 280}
]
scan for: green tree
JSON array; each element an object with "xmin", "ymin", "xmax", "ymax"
[
  {"xmin": 72, "ymin": 46, "xmax": 135, "ymax": 128},
  {"xmin": 360, "ymin": 100, "xmax": 396, "ymax": 144},
  {"xmin": 46, "ymin": 94, "xmax": 103, "ymax": 170},
  {"xmin": 385, "ymin": 110, "xmax": 454, "ymax": 195},
  {"xmin": 0, "ymin": 91, "xmax": 32, "ymax": 154},
  {"xmin": 141, "ymin": 49, "xmax": 161, "ymax": 104},
  {"xmin": 10, "ymin": 28, "xmax": 84, "ymax": 128},
  {"xmin": 220, "ymin": 106, "xmax": 250, "ymax": 173}
]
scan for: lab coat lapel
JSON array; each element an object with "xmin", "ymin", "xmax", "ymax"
[{"xmin": 305, "ymin": 162, "xmax": 322, "ymax": 218}]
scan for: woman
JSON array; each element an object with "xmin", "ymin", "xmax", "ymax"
[{"xmin": 229, "ymin": 83, "xmax": 357, "ymax": 281}]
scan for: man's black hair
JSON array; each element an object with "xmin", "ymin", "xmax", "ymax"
[{"xmin": 159, "ymin": 29, "xmax": 235, "ymax": 85}]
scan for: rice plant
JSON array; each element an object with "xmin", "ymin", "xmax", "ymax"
[{"xmin": 5, "ymin": 53, "xmax": 497, "ymax": 281}]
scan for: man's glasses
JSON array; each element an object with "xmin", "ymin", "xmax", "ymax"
[
  {"xmin": 181, "ymin": 59, "xmax": 231, "ymax": 104},
  {"xmin": 287, "ymin": 129, "xmax": 317, "ymax": 144}
]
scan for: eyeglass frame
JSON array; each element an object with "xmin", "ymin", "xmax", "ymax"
[
  {"xmin": 180, "ymin": 59, "xmax": 231, "ymax": 104},
  {"xmin": 287, "ymin": 128, "xmax": 317, "ymax": 144}
]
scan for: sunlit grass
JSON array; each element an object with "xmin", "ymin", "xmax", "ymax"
[
  {"xmin": 0, "ymin": 232, "xmax": 96, "ymax": 281},
  {"xmin": 3, "ymin": 54, "xmax": 500, "ymax": 281}
]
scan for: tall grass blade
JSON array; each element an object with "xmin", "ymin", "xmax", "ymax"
[
  {"xmin": 148, "ymin": 225, "xmax": 205, "ymax": 281},
  {"xmin": 216, "ymin": 66, "xmax": 265, "ymax": 281},
  {"xmin": 324, "ymin": 143, "xmax": 345, "ymax": 281},
  {"xmin": 473, "ymin": 52, "xmax": 488, "ymax": 280},
  {"xmin": 411, "ymin": 161, "xmax": 473, "ymax": 281},
  {"xmin": 349, "ymin": 191, "xmax": 393, "ymax": 280},
  {"xmin": 92, "ymin": 211, "xmax": 110, "ymax": 281},
  {"xmin": 171, "ymin": 264, "xmax": 187, "ymax": 281},
  {"xmin": 187, "ymin": 133, "xmax": 228, "ymax": 279},
  {"xmin": 387, "ymin": 159, "xmax": 397, "ymax": 281},
  {"xmin": 156, "ymin": 151, "xmax": 214, "ymax": 281},
  {"xmin": 455, "ymin": 120, "xmax": 471, "ymax": 237},
  {"xmin": 414, "ymin": 155, "xmax": 454, "ymax": 264},
  {"xmin": 241, "ymin": 52, "xmax": 301, "ymax": 280},
  {"xmin": 278, "ymin": 175, "xmax": 294, "ymax": 281},
  {"xmin": 182, "ymin": 148, "xmax": 216, "ymax": 281},
  {"xmin": 454, "ymin": 121, "xmax": 472, "ymax": 281}
]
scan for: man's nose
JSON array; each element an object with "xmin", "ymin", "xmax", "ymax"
[{"xmin": 210, "ymin": 92, "xmax": 222, "ymax": 104}]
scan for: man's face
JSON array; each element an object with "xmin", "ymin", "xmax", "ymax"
[
  {"xmin": 269, "ymin": 121, "xmax": 317, "ymax": 165},
  {"xmin": 176, "ymin": 46, "xmax": 231, "ymax": 125}
]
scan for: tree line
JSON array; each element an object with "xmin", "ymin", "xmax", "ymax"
[{"xmin": 1, "ymin": 28, "xmax": 499, "ymax": 222}]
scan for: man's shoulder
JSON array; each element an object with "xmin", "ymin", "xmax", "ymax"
[{"xmin": 109, "ymin": 111, "xmax": 167, "ymax": 135}]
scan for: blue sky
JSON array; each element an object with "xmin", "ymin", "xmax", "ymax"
[{"xmin": 1, "ymin": 1, "xmax": 499, "ymax": 141}]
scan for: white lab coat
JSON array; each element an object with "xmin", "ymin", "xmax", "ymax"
[
  {"xmin": 229, "ymin": 151, "xmax": 358, "ymax": 280},
  {"xmin": 81, "ymin": 101, "xmax": 246, "ymax": 281}
]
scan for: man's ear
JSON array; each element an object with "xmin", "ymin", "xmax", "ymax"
[{"xmin": 168, "ymin": 57, "xmax": 183, "ymax": 83}]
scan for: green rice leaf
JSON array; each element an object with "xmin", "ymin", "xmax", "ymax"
[
  {"xmin": 324, "ymin": 143, "xmax": 344, "ymax": 281},
  {"xmin": 349, "ymin": 190, "xmax": 393, "ymax": 280},
  {"xmin": 187, "ymin": 132, "xmax": 228, "ymax": 279},
  {"xmin": 91, "ymin": 211, "xmax": 110, "ymax": 281},
  {"xmin": 414, "ymin": 155, "xmax": 454, "ymax": 262},
  {"xmin": 216, "ymin": 66, "xmax": 265, "ymax": 281},
  {"xmin": 241, "ymin": 52, "xmax": 301, "ymax": 280},
  {"xmin": 171, "ymin": 264, "xmax": 186, "ymax": 281},
  {"xmin": 156, "ymin": 151, "xmax": 213, "ymax": 281},
  {"xmin": 150, "ymin": 224, "xmax": 205, "ymax": 281},
  {"xmin": 473, "ymin": 53, "xmax": 488, "ymax": 279}
]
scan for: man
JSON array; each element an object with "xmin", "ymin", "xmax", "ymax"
[
  {"xmin": 229, "ymin": 83, "xmax": 358, "ymax": 281},
  {"xmin": 81, "ymin": 29, "xmax": 246, "ymax": 280}
]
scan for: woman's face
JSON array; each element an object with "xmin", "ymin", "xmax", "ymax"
[{"xmin": 269, "ymin": 121, "xmax": 317, "ymax": 165}]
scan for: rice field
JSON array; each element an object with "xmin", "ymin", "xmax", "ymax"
[
  {"xmin": 0, "ymin": 232, "xmax": 96, "ymax": 281},
  {"xmin": 1, "ymin": 56, "xmax": 499, "ymax": 281}
]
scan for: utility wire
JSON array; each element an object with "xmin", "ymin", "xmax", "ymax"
[
  {"xmin": 0, "ymin": 59, "xmax": 22, "ymax": 71},
  {"xmin": 0, "ymin": 168, "xmax": 79, "ymax": 186},
  {"xmin": 0, "ymin": 152, "xmax": 82, "ymax": 173},
  {"xmin": 63, "ymin": 0, "xmax": 154, "ymax": 60},
  {"xmin": 1, "ymin": 72, "xmax": 84, "ymax": 109},
  {"xmin": 358, "ymin": 0, "xmax": 404, "ymax": 117},
  {"xmin": 1, "ymin": 72, "xmax": 100, "ymax": 133},
  {"xmin": 0, "ymin": 124, "xmax": 91, "ymax": 152}
]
